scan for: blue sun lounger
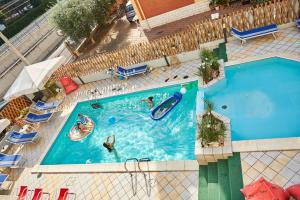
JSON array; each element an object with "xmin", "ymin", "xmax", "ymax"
[
  {"xmin": 0, "ymin": 153, "xmax": 25, "ymax": 167},
  {"xmin": 296, "ymin": 19, "xmax": 300, "ymax": 28},
  {"xmin": 31, "ymin": 100, "xmax": 62, "ymax": 112},
  {"xmin": 116, "ymin": 64, "xmax": 148, "ymax": 79},
  {"xmin": 0, "ymin": 174, "xmax": 12, "ymax": 190},
  {"xmin": 231, "ymin": 24, "xmax": 278, "ymax": 45},
  {"xmin": 24, "ymin": 112, "xmax": 53, "ymax": 124},
  {"xmin": 6, "ymin": 131, "xmax": 39, "ymax": 144}
]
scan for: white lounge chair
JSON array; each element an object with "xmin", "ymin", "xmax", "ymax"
[
  {"xmin": 296, "ymin": 19, "xmax": 300, "ymax": 28},
  {"xmin": 0, "ymin": 174, "xmax": 13, "ymax": 190},
  {"xmin": 24, "ymin": 112, "xmax": 53, "ymax": 124},
  {"xmin": 0, "ymin": 153, "xmax": 25, "ymax": 167},
  {"xmin": 31, "ymin": 100, "xmax": 62, "ymax": 112},
  {"xmin": 231, "ymin": 24, "xmax": 278, "ymax": 45},
  {"xmin": 116, "ymin": 64, "xmax": 148, "ymax": 79},
  {"xmin": 6, "ymin": 131, "xmax": 39, "ymax": 144}
]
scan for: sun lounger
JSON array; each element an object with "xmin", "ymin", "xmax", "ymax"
[
  {"xmin": 17, "ymin": 186, "xmax": 28, "ymax": 200},
  {"xmin": 6, "ymin": 131, "xmax": 39, "ymax": 144},
  {"xmin": 24, "ymin": 112, "xmax": 53, "ymax": 124},
  {"xmin": 31, "ymin": 100, "xmax": 62, "ymax": 112},
  {"xmin": 0, "ymin": 174, "xmax": 13, "ymax": 190},
  {"xmin": 56, "ymin": 188, "xmax": 76, "ymax": 200},
  {"xmin": 116, "ymin": 64, "xmax": 148, "ymax": 79},
  {"xmin": 0, "ymin": 153, "xmax": 25, "ymax": 167},
  {"xmin": 296, "ymin": 19, "xmax": 300, "ymax": 28},
  {"xmin": 231, "ymin": 24, "xmax": 278, "ymax": 45}
]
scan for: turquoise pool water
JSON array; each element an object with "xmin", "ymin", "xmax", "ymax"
[
  {"xmin": 42, "ymin": 82, "xmax": 197, "ymax": 165},
  {"xmin": 204, "ymin": 57, "xmax": 300, "ymax": 141}
]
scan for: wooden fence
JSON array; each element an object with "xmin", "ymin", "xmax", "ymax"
[
  {"xmin": 0, "ymin": 96, "xmax": 31, "ymax": 123},
  {"xmin": 51, "ymin": 0, "xmax": 297, "ymax": 81}
]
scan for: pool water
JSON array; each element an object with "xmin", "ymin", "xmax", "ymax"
[
  {"xmin": 204, "ymin": 57, "xmax": 300, "ymax": 141},
  {"xmin": 42, "ymin": 82, "xmax": 197, "ymax": 165}
]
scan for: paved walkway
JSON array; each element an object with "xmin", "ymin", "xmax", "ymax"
[
  {"xmin": 144, "ymin": 3, "xmax": 251, "ymax": 41},
  {"xmin": 241, "ymin": 150, "xmax": 300, "ymax": 188}
]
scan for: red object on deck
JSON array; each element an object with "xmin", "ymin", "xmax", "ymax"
[
  {"xmin": 57, "ymin": 188, "xmax": 72, "ymax": 200},
  {"xmin": 240, "ymin": 177, "xmax": 289, "ymax": 200},
  {"xmin": 17, "ymin": 186, "xmax": 28, "ymax": 200},
  {"xmin": 286, "ymin": 184, "xmax": 300, "ymax": 200},
  {"xmin": 60, "ymin": 76, "xmax": 78, "ymax": 95},
  {"xmin": 31, "ymin": 188, "xmax": 43, "ymax": 200}
]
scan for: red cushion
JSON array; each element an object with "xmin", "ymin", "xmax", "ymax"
[
  {"xmin": 286, "ymin": 184, "xmax": 300, "ymax": 200},
  {"xmin": 60, "ymin": 77, "xmax": 78, "ymax": 95},
  {"xmin": 241, "ymin": 177, "xmax": 289, "ymax": 200}
]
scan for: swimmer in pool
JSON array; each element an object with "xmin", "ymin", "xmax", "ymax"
[
  {"xmin": 141, "ymin": 96, "xmax": 154, "ymax": 108},
  {"xmin": 75, "ymin": 122, "xmax": 84, "ymax": 134},
  {"xmin": 103, "ymin": 135, "xmax": 115, "ymax": 152},
  {"xmin": 77, "ymin": 113, "xmax": 88, "ymax": 125}
]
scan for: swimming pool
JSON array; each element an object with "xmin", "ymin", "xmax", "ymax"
[
  {"xmin": 42, "ymin": 82, "xmax": 197, "ymax": 165},
  {"xmin": 204, "ymin": 57, "xmax": 300, "ymax": 141}
]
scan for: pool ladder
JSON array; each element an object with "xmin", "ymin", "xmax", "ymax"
[{"xmin": 124, "ymin": 157, "xmax": 151, "ymax": 197}]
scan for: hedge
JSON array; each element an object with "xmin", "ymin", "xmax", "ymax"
[{"xmin": 0, "ymin": 5, "xmax": 47, "ymax": 45}]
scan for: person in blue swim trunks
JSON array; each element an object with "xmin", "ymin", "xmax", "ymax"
[{"xmin": 77, "ymin": 113, "xmax": 88, "ymax": 125}]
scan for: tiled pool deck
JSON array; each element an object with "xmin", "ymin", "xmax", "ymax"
[{"xmin": 0, "ymin": 27, "xmax": 299, "ymax": 199}]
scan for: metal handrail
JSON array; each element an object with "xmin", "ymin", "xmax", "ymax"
[
  {"xmin": 124, "ymin": 158, "xmax": 138, "ymax": 196},
  {"xmin": 138, "ymin": 158, "xmax": 151, "ymax": 197}
]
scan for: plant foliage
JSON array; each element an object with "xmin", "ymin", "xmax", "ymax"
[
  {"xmin": 198, "ymin": 100, "xmax": 226, "ymax": 146},
  {"xmin": 49, "ymin": 0, "xmax": 116, "ymax": 41},
  {"xmin": 196, "ymin": 49, "xmax": 220, "ymax": 84}
]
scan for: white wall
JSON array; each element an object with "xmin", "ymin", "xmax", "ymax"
[{"xmin": 140, "ymin": 1, "xmax": 210, "ymax": 29}]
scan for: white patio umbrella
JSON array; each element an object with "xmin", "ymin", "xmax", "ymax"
[{"xmin": 4, "ymin": 56, "xmax": 65, "ymax": 101}]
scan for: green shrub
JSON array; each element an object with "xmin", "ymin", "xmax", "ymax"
[
  {"xmin": 0, "ymin": 0, "xmax": 56, "ymax": 45},
  {"xmin": 198, "ymin": 100, "xmax": 226, "ymax": 146},
  {"xmin": 196, "ymin": 49, "xmax": 220, "ymax": 84}
]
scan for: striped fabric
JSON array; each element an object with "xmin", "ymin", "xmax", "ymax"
[
  {"xmin": 7, "ymin": 131, "xmax": 38, "ymax": 144},
  {"xmin": 231, "ymin": 24, "xmax": 278, "ymax": 39},
  {"xmin": 0, "ymin": 153, "xmax": 22, "ymax": 167},
  {"xmin": 32, "ymin": 100, "xmax": 61, "ymax": 111},
  {"xmin": 117, "ymin": 64, "xmax": 148, "ymax": 77},
  {"xmin": 0, "ymin": 174, "xmax": 8, "ymax": 186},
  {"xmin": 24, "ymin": 112, "xmax": 53, "ymax": 123}
]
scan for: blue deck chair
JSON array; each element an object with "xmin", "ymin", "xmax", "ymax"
[
  {"xmin": 231, "ymin": 24, "xmax": 278, "ymax": 45},
  {"xmin": 24, "ymin": 112, "xmax": 53, "ymax": 124},
  {"xmin": 296, "ymin": 19, "xmax": 300, "ymax": 28},
  {"xmin": 6, "ymin": 131, "xmax": 39, "ymax": 144},
  {"xmin": 116, "ymin": 64, "xmax": 148, "ymax": 79},
  {"xmin": 31, "ymin": 100, "xmax": 62, "ymax": 112},
  {"xmin": 0, "ymin": 174, "xmax": 13, "ymax": 190},
  {"xmin": 0, "ymin": 153, "xmax": 24, "ymax": 167},
  {"xmin": 0, "ymin": 174, "xmax": 8, "ymax": 186}
]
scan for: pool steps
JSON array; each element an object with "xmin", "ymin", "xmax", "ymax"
[{"xmin": 198, "ymin": 153, "xmax": 244, "ymax": 200}]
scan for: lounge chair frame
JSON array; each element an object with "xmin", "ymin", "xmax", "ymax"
[
  {"xmin": 231, "ymin": 24, "xmax": 278, "ymax": 45},
  {"xmin": 6, "ymin": 131, "xmax": 40, "ymax": 145}
]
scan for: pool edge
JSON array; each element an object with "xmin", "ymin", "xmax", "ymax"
[{"xmin": 232, "ymin": 137, "xmax": 300, "ymax": 152}]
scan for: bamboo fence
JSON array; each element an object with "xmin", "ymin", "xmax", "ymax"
[
  {"xmin": 51, "ymin": 0, "xmax": 297, "ymax": 81},
  {"xmin": 0, "ymin": 96, "xmax": 31, "ymax": 123}
]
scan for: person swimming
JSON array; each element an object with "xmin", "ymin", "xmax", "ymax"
[
  {"xmin": 77, "ymin": 113, "xmax": 88, "ymax": 125},
  {"xmin": 103, "ymin": 135, "xmax": 115, "ymax": 152},
  {"xmin": 75, "ymin": 122, "xmax": 84, "ymax": 133},
  {"xmin": 141, "ymin": 96, "xmax": 154, "ymax": 108}
]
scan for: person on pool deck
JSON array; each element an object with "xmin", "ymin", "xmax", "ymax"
[
  {"xmin": 103, "ymin": 135, "xmax": 115, "ymax": 152},
  {"xmin": 77, "ymin": 113, "xmax": 88, "ymax": 125},
  {"xmin": 141, "ymin": 96, "xmax": 154, "ymax": 108}
]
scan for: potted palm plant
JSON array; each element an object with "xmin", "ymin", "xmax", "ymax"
[
  {"xmin": 196, "ymin": 49, "xmax": 220, "ymax": 85},
  {"xmin": 197, "ymin": 101, "xmax": 226, "ymax": 147}
]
